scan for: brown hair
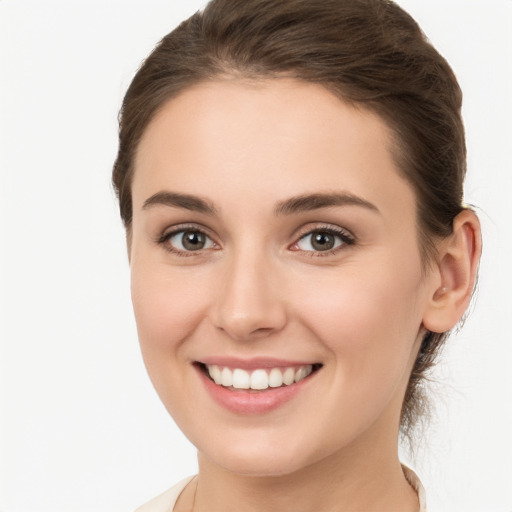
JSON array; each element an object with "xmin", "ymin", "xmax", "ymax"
[{"xmin": 112, "ymin": 0, "xmax": 467, "ymax": 440}]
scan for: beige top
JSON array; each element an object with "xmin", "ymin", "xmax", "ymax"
[{"xmin": 135, "ymin": 466, "xmax": 427, "ymax": 512}]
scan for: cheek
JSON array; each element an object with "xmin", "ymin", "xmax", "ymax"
[
  {"xmin": 296, "ymin": 254, "xmax": 425, "ymax": 372},
  {"xmin": 289, "ymin": 256, "xmax": 426, "ymax": 441},
  {"xmin": 130, "ymin": 262, "xmax": 209, "ymax": 361},
  {"xmin": 129, "ymin": 261, "xmax": 215, "ymax": 424}
]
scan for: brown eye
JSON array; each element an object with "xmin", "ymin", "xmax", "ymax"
[
  {"xmin": 295, "ymin": 229, "xmax": 351, "ymax": 253},
  {"xmin": 310, "ymin": 232, "xmax": 336, "ymax": 251},
  {"xmin": 182, "ymin": 231, "xmax": 206, "ymax": 250},
  {"xmin": 166, "ymin": 230, "xmax": 214, "ymax": 252}
]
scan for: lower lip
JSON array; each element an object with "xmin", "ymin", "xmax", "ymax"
[{"xmin": 196, "ymin": 366, "xmax": 317, "ymax": 414}]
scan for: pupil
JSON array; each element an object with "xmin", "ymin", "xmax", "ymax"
[
  {"xmin": 182, "ymin": 231, "xmax": 205, "ymax": 251},
  {"xmin": 312, "ymin": 232, "xmax": 334, "ymax": 251}
]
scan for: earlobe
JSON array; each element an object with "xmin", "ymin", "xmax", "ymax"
[{"xmin": 423, "ymin": 209, "xmax": 482, "ymax": 334}]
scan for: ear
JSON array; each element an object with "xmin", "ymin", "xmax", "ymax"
[{"xmin": 422, "ymin": 209, "xmax": 482, "ymax": 333}]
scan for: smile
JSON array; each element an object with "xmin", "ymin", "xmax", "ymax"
[
  {"xmin": 195, "ymin": 360, "xmax": 322, "ymax": 413},
  {"xmin": 205, "ymin": 364, "xmax": 315, "ymax": 390}
]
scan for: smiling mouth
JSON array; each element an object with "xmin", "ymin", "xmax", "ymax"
[{"xmin": 197, "ymin": 363, "xmax": 322, "ymax": 391}]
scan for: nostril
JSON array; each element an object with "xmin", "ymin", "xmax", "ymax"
[
  {"xmin": 213, "ymin": 321, "xmax": 283, "ymax": 342},
  {"xmin": 250, "ymin": 326, "xmax": 277, "ymax": 336}
]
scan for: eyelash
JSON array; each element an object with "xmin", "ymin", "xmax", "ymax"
[
  {"xmin": 157, "ymin": 224, "xmax": 217, "ymax": 256},
  {"xmin": 292, "ymin": 225, "xmax": 355, "ymax": 257},
  {"xmin": 156, "ymin": 224, "xmax": 355, "ymax": 257}
]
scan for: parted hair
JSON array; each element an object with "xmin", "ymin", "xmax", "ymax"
[{"xmin": 113, "ymin": 0, "xmax": 467, "ymax": 441}]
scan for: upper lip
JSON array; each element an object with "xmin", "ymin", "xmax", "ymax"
[{"xmin": 197, "ymin": 356, "xmax": 320, "ymax": 370}]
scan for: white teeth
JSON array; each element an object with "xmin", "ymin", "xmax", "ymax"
[
  {"xmin": 268, "ymin": 368, "xmax": 283, "ymax": 388},
  {"xmin": 250, "ymin": 369, "xmax": 269, "ymax": 390},
  {"xmin": 207, "ymin": 365, "xmax": 220, "ymax": 384},
  {"xmin": 221, "ymin": 367, "xmax": 233, "ymax": 387},
  {"xmin": 294, "ymin": 367, "xmax": 305, "ymax": 383},
  {"xmin": 232, "ymin": 368, "xmax": 250, "ymax": 389},
  {"xmin": 295, "ymin": 365, "xmax": 313, "ymax": 382},
  {"xmin": 283, "ymin": 367, "xmax": 295, "ymax": 385},
  {"xmin": 206, "ymin": 364, "xmax": 315, "ymax": 390}
]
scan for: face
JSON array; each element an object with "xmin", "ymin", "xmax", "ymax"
[{"xmin": 130, "ymin": 79, "xmax": 433, "ymax": 476}]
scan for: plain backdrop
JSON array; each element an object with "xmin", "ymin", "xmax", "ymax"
[{"xmin": 0, "ymin": 1, "xmax": 511, "ymax": 511}]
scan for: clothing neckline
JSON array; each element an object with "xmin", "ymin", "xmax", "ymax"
[{"xmin": 135, "ymin": 465, "xmax": 427, "ymax": 512}]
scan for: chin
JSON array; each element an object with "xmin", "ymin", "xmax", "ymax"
[
  {"xmin": 207, "ymin": 452, "xmax": 309, "ymax": 478},
  {"xmin": 196, "ymin": 430, "xmax": 326, "ymax": 478}
]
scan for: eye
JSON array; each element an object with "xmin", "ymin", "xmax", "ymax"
[
  {"xmin": 293, "ymin": 227, "xmax": 354, "ymax": 253},
  {"xmin": 164, "ymin": 229, "xmax": 216, "ymax": 252}
]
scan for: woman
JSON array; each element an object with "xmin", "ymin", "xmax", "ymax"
[{"xmin": 112, "ymin": 1, "xmax": 481, "ymax": 510}]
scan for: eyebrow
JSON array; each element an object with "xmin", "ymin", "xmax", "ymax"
[
  {"xmin": 142, "ymin": 190, "xmax": 379, "ymax": 217},
  {"xmin": 274, "ymin": 192, "xmax": 380, "ymax": 216},
  {"xmin": 142, "ymin": 191, "xmax": 217, "ymax": 215}
]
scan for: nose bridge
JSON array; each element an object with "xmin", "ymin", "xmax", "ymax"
[{"xmin": 211, "ymin": 241, "xmax": 286, "ymax": 340}]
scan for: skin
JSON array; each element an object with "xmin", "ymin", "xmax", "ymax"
[{"xmin": 129, "ymin": 79, "xmax": 481, "ymax": 511}]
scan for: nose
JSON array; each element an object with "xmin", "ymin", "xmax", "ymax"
[{"xmin": 210, "ymin": 249, "xmax": 287, "ymax": 341}]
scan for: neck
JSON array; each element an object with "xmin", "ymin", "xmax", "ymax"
[{"xmin": 190, "ymin": 425, "xmax": 419, "ymax": 512}]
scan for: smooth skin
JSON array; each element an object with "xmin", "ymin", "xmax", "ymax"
[{"xmin": 129, "ymin": 79, "xmax": 481, "ymax": 512}]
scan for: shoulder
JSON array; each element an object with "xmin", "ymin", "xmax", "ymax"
[
  {"xmin": 402, "ymin": 465, "xmax": 427, "ymax": 512},
  {"xmin": 134, "ymin": 476, "xmax": 195, "ymax": 512}
]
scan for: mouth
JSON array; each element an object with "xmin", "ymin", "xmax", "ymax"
[{"xmin": 196, "ymin": 362, "xmax": 323, "ymax": 392}]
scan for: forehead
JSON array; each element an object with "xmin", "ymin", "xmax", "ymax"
[{"xmin": 132, "ymin": 78, "xmax": 415, "ymax": 217}]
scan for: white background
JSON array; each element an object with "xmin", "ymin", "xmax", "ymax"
[{"xmin": 0, "ymin": 1, "xmax": 511, "ymax": 511}]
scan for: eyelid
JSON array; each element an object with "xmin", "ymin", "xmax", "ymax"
[
  {"xmin": 154, "ymin": 222, "xmax": 355, "ymax": 256},
  {"xmin": 156, "ymin": 223, "xmax": 220, "ymax": 255},
  {"xmin": 289, "ymin": 224, "xmax": 356, "ymax": 255}
]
